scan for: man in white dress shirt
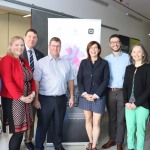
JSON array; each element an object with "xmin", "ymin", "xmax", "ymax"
[{"xmin": 33, "ymin": 37, "xmax": 74, "ymax": 150}]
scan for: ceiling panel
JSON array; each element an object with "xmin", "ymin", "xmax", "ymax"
[{"xmin": 105, "ymin": 0, "xmax": 150, "ymax": 22}]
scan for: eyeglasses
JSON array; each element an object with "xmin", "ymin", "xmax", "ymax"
[
  {"xmin": 50, "ymin": 45, "xmax": 61, "ymax": 48},
  {"xmin": 110, "ymin": 41, "xmax": 120, "ymax": 45}
]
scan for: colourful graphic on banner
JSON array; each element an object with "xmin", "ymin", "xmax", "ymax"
[{"xmin": 62, "ymin": 46, "xmax": 85, "ymax": 67}]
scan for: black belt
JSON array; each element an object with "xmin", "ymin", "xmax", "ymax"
[
  {"xmin": 49, "ymin": 94, "xmax": 66, "ymax": 97},
  {"xmin": 108, "ymin": 88, "xmax": 123, "ymax": 91}
]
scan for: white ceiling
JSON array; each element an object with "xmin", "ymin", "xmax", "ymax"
[
  {"xmin": 105, "ymin": 0, "xmax": 150, "ymax": 22},
  {"xmin": 0, "ymin": 0, "xmax": 150, "ymax": 22}
]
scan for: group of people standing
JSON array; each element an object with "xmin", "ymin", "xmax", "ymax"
[
  {"xmin": 0, "ymin": 29, "xmax": 74, "ymax": 150},
  {"xmin": 78, "ymin": 34, "xmax": 150, "ymax": 150},
  {"xmin": 0, "ymin": 30, "xmax": 149, "ymax": 150}
]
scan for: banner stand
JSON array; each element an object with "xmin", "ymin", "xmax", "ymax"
[
  {"xmin": 46, "ymin": 142, "xmax": 88, "ymax": 146},
  {"xmin": 47, "ymin": 18, "xmax": 101, "ymax": 144}
]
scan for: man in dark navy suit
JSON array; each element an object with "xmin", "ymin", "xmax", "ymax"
[{"xmin": 23, "ymin": 29, "xmax": 44, "ymax": 150}]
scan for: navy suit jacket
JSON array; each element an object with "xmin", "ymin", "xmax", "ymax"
[
  {"xmin": 23, "ymin": 48, "xmax": 44, "ymax": 62},
  {"xmin": 77, "ymin": 58, "xmax": 109, "ymax": 97}
]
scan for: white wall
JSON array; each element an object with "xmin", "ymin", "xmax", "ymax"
[{"xmin": 1, "ymin": 0, "xmax": 150, "ymax": 56}]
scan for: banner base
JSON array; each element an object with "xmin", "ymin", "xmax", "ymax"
[{"xmin": 46, "ymin": 142, "xmax": 88, "ymax": 146}]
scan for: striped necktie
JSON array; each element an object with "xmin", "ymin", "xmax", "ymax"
[{"xmin": 28, "ymin": 50, "xmax": 34, "ymax": 72}]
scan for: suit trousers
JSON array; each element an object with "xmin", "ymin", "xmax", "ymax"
[
  {"xmin": 125, "ymin": 106, "xmax": 149, "ymax": 150},
  {"xmin": 35, "ymin": 94, "xmax": 67, "ymax": 150},
  {"xmin": 106, "ymin": 90, "xmax": 125, "ymax": 144}
]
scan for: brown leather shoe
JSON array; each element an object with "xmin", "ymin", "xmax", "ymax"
[
  {"xmin": 92, "ymin": 148, "xmax": 97, "ymax": 150},
  {"xmin": 117, "ymin": 144, "xmax": 123, "ymax": 150},
  {"xmin": 102, "ymin": 140, "xmax": 116, "ymax": 149},
  {"xmin": 86, "ymin": 143, "xmax": 92, "ymax": 150}
]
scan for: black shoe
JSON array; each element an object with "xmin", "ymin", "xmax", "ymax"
[
  {"xmin": 55, "ymin": 145, "xmax": 65, "ymax": 150},
  {"xmin": 25, "ymin": 142, "xmax": 34, "ymax": 150}
]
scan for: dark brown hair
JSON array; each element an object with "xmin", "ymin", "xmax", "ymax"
[
  {"xmin": 25, "ymin": 28, "xmax": 38, "ymax": 37},
  {"xmin": 109, "ymin": 34, "xmax": 121, "ymax": 42},
  {"xmin": 49, "ymin": 37, "xmax": 61, "ymax": 45},
  {"xmin": 86, "ymin": 41, "xmax": 101, "ymax": 60}
]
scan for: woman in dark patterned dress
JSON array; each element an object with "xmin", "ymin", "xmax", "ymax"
[{"xmin": 0, "ymin": 36, "xmax": 36, "ymax": 150}]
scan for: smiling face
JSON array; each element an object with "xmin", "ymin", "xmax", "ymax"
[
  {"xmin": 89, "ymin": 44, "xmax": 100, "ymax": 59},
  {"xmin": 109, "ymin": 37, "xmax": 121, "ymax": 52},
  {"xmin": 9, "ymin": 37, "xmax": 25, "ymax": 58},
  {"xmin": 48, "ymin": 40, "xmax": 61, "ymax": 58},
  {"xmin": 24, "ymin": 31, "xmax": 38, "ymax": 49},
  {"xmin": 87, "ymin": 41, "xmax": 101, "ymax": 60},
  {"xmin": 131, "ymin": 45, "xmax": 144, "ymax": 63}
]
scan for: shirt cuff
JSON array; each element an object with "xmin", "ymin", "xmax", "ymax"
[
  {"xmin": 93, "ymin": 93, "xmax": 99, "ymax": 99},
  {"xmin": 81, "ymin": 92, "xmax": 87, "ymax": 97}
]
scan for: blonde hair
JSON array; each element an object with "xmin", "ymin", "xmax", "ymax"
[
  {"xmin": 129, "ymin": 44, "xmax": 149, "ymax": 64},
  {"xmin": 7, "ymin": 36, "xmax": 24, "ymax": 57}
]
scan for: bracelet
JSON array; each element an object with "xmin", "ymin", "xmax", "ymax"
[
  {"xmin": 20, "ymin": 96, "xmax": 25, "ymax": 102},
  {"xmin": 30, "ymin": 92, "xmax": 35, "ymax": 98},
  {"xmin": 31, "ymin": 93, "xmax": 34, "ymax": 96},
  {"xmin": 70, "ymin": 96, "xmax": 74, "ymax": 99},
  {"xmin": 21, "ymin": 98, "xmax": 25, "ymax": 103}
]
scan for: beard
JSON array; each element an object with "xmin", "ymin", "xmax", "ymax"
[{"xmin": 111, "ymin": 46, "xmax": 121, "ymax": 52}]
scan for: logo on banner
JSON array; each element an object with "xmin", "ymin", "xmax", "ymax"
[{"xmin": 88, "ymin": 28, "xmax": 94, "ymax": 34}]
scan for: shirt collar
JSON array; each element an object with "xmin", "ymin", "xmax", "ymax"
[
  {"xmin": 25, "ymin": 45, "xmax": 35, "ymax": 53},
  {"xmin": 48, "ymin": 54, "xmax": 61, "ymax": 61},
  {"xmin": 112, "ymin": 50, "xmax": 123, "ymax": 57}
]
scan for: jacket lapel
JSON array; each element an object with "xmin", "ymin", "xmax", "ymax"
[
  {"xmin": 86, "ymin": 60, "xmax": 93, "ymax": 72},
  {"xmin": 93, "ymin": 58, "xmax": 102, "ymax": 71},
  {"xmin": 34, "ymin": 49, "xmax": 40, "ymax": 60}
]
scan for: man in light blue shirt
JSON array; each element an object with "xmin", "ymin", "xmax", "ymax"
[
  {"xmin": 33, "ymin": 37, "xmax": 74, "ymax": 150},
  {"xmin": 102, "ymin": 34, "xmax": 130, "ymax": 150}
]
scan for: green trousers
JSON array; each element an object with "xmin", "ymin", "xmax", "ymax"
[{"xmin": 125, "ymin": 106, "xmax": 149, "ymax": 150}]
